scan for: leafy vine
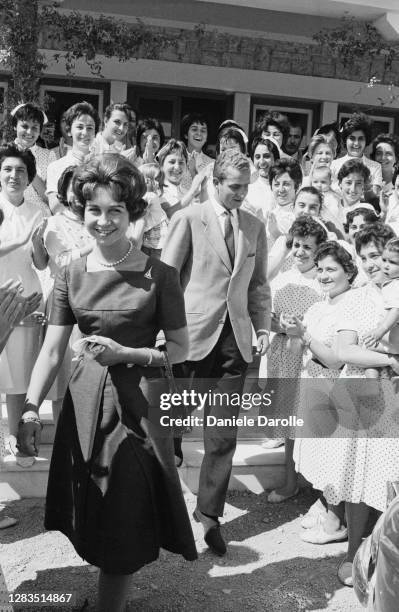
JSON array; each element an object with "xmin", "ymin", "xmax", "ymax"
[{"xmin": 313, "ymin": 15, "xmax": 399, "ymax": 78}]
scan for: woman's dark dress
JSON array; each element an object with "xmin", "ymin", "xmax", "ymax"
[{"xmin": 45, "ymin": 256, "xmax": 197, "ymax": 574}]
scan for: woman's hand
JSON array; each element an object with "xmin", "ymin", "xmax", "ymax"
[
  {"xmin": 23, "ymin": 292, "xmax": 42, "ymax": 317},
  {"xmin": 0, "ymin": 287, "xmax": 25, "ymax": 348},
  {"xmin": 31, "ymin": 218, "xmax": 48, "ymax": 247},
  {"xmin": 283, "ymin": 315, "xmax": 306, "ymax": 338},
  {"xmin": 86, "ymin": 335, "xmax": 127, "ymax": 367},
  {"xmin": 16, "ymin": 409, "xmax": 42, "ymax": 457},
  {"xmin": 187, "ymin": 151, "xmax": 197, "ymax": 178},
  {"xmin": 143, "ymin": 135, "xmax": 155, "ymax": 164},
  {"xmin": 268, "ymin": 211, "xmax": 283, "ymax": 241}
]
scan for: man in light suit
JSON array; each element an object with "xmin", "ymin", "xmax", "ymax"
[{"xmin": 162, "ymin": 149, "xmax": 271, "ymax": 555}]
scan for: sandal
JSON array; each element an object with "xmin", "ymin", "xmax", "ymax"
[
  {"xmin": 6, "ymin": 435, "xmax": 35, "ymax": 467},
  {"xmin": 262, "ymin": 438, "xmax": 284, "ymax": 449},
  {"xmin": 268, "ymin": 487, "xmax": 299, "ymax": 503},
  {"xmin": 0, "ymin": 516, "xmax": 18, "ymax": 529},
  {"xmin": 301, "ymin": 522, "xmax": 348, "ymax": 544},
  {"xmin": 301, "ymin": 499, "xmax": 327, "ymax": 529},
  {"xmin": 337, "ymin": 559, "xmax": 353, "ymax": 587}
]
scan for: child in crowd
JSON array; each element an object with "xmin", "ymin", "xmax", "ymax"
[
  {"xmin": 129, "ymin": 163, "xmax": 169, "ymax": 259},
  {"xmin": 337, "ymin": 159, "xmax": 372, "ymax": 214},
  {"xmin": 310, "ymin": 166, "xmax": 344, "ymax": 231},
  {"xmin": 364, "ymin": 238, "xmax": 399, "ymax": 378}
]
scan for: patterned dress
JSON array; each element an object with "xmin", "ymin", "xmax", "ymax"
[
  {"xmin": 296, "ymin": 284, "xmax": 399, "ymax": 512},
  {"xmin": 294, "ymin": 290, "xmax": 354, "ymax": 489},
  {"xmin": 23, "ymin": 144, "xmax": 56, "ymax": 218},
  {"xmin": 262, "ymin": 267, "xmax": 322, "ymax": 435}
]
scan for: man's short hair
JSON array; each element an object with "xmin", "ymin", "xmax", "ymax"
[{"xmin": 213, "ymin": 149, "xmax": 250, "ymax": 181}]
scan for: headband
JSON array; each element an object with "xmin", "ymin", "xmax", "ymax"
[
  {"xmin": 218, "ymin": 120, "xmax": 249, "ymax": 144},
  {"xmin": 346, "ymin": 202, "xmax": 379, "ymax": 216},
  {"xmin": 10, "ymin": 103, "xmax": 48, "ymax": 125}
]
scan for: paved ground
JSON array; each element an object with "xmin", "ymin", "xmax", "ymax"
[{"xmin": 0, "ymin": 489, "xmax": 364, "ymax": 612}]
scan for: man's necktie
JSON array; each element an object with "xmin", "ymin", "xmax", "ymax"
[{"xmin": 224, "ymin": 210, "xmax": 235, "ymax": 267}]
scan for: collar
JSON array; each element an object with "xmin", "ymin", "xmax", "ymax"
[
  {"xmin": 0, "ymin": 191, "xmax": 25, "ymax": 212},
  {"xmin": 210, "ymin": 193, "xmax": 238, "ymax": 221}
]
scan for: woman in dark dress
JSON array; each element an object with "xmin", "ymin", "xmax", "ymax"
[{"xmin": 18, "ymin": 153, "xmax": 197, "ymax": 612}]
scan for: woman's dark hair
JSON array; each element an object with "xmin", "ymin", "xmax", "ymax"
[
  {"xmin": 136, "ymin": 118, "xmax": 165, "ymax": 157},
  {"xmin": 269, "ymin": 158, "xmax": 303, "ymax": 190},
  {"xmin": 64, "ymin": 101, "xmax": 100, "ymax": 133},
  {"xmin": 11, "ymin": 102, "xmax": 46, "ymax": 131},
  {"xmin": 341, "ymin": 112, "xmax": 372, "ymax": 147},
  {"xmin": 104, "ymin": 103, "xmax": 134, "ymax": 123},
  {"xmin": 337, "ymin": 158, "xmax": 371, "ymax": 184},
  {"xmin": 250, "ymin": 136, "xmax": 280, "ymax": 162},
  {"xmin": 72, "ymin": 153, "xmax": 147, "ymax": 222},
  {"xmin": 392, "ymin": 165, "xmax": 399, "ymax": 187},
  {"xmin": 181, "ymin": 113, "xmax": 208, "ymax": 144},
  {"xmin": 57, "ymin": 166, "xmax": 77, "ymax": 210},
  {"xmin": 0, "ymin": 143, "xmax": 36, "ymax": 184},
  {"xmin": 216, "ymin": 127, "xmax": 246, "ymax": 155},
  {"xmin": 295, "ymin": 185, "xmax": 323, "ymax": 208},
  {"xmin": 256, "ymin": 112, "xmax": 290, "ymax": 143},
  {"xmin": 316, "ymin": 121, "xmax": 340, "ymax": 142},
  {"xmin": 286, "ymin": 213, "xmax": 327, "ymax": 249},
  {"xmin": 370, "ymin": 133, "xmax": 399, "ymax": 162},
  {"xmin": 315, "ymin": 240, "xmax": 358, "ymax": 284},
  {"xmin": 343, "ymin": 207, "xmax": 379, "ymax": 234},
  {"xmin": 0, "ymin": 208, "xmax": 3, "ymax": 225},
  {"xmin": 156, "ymin": 139, "xmax": 188, "ymax": 166},
  {"xmin": 354, "ymin": 222, "xmax": 396, "ymax": 255}
]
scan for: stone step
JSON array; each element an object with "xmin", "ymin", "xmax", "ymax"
[
  {"xmin": 0, "ymin": 444, "xmax": 52, "ymax": 500},
  {"xmin": 0, "ymin": 440, "xmax": 285, "ymax": 500}
]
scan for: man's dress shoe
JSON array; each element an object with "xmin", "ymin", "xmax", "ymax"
[{"xmin": 193, "ymin": 507, "xmax": 226, "ymax": 556}]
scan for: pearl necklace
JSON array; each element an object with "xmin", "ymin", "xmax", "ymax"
[{"xmin": 95, "ymin": 240, "xmax": 133, "ymax": 268}]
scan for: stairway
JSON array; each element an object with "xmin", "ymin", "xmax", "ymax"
[{"xmin": 0, "ymin": 370, "xmax": 287, "ymax": 501}]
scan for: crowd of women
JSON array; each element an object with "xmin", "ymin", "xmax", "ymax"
[{"xmin": 0, "ymin": 99, "xmax": 399, "ymax": 608}]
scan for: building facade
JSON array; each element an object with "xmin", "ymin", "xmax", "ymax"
[{"xmin": 2, "ymin": 0, "xmax": 399, "ymax": 148}]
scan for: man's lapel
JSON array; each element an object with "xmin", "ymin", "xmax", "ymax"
[{"xmin": 201, "ymin": 200, "xmax": 233, "ymax": 273}]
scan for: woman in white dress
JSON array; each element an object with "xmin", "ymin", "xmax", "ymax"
[
  {"xmin": 11, "ymin": 102, "xmax": 56, "ymax": 217},
  {"xmin": 288, "ymin": 224, "xmax": 399, "ymax": 586},
  {"xmin": 291, "ymin": 242, "xmax": 359, "ymax": 545},
  {"xmin": 31, "ymin": 165, "xmax": 94, "ymax": 421},
  {"xmin": 246, "ymin": 136, "xmax": 279, "ymax": 224},
  {"xmin": 0, "ymin": 144, "xmax": 44, "ymax": 444},
  {"xmin": 0, "ymin": 281, "xmax": 30, "ymax": 530}
]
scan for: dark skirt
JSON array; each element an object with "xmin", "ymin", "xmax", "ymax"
[{"xmin": 45, "ymin": 359, "xmax": 197, "ymax": 574}]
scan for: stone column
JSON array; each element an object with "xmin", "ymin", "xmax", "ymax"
[
  {"xmin": 320, "ymin": 102, "xmax": 338, "ymax": 126},
  {"xmin": 233, "ymin": 92, "xmax": 251, "ymax": 135}
]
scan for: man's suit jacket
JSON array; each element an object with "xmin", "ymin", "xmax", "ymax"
[{"xmin": 161, "ymin": 200, "xmax": 271, "ymax": 363}]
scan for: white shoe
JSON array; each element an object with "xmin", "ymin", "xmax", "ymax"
[
  {"xmin": 262, "ymin": 438, "xmax": 284, "ymax": 449},
  {"xmin": 301, "ymin": 499, "xmax": 328, "ymax": 529},
  {"xmin": 267, "ymin": 487, "xmax": 299, "ymax": 503}
]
